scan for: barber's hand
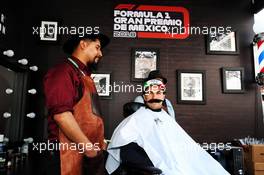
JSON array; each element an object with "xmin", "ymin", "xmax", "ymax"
[{"xmin": 84, "ymin": 148, "xmax": 100, "ymax": 158}]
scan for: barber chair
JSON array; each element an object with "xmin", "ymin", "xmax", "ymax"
[
  {"xmin": 123, "ymin": 102, "xmax": 145, "ymax": 118},
  {"xmin": 110, "ymin": 102, "xmax": 162, "ymax": 175}
]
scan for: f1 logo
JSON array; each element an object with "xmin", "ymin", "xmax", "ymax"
[{"xmin": 114, "ymin": 4, "xmax": 190, "ymax": 39}]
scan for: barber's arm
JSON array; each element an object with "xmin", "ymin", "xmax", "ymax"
[
  {"xmin": 54, "ymin": 111, "xmax": 99, "ymax": 158},
  {"xmin": 44, "ymin": 69, "xmax": 103, "ymax": 157}
]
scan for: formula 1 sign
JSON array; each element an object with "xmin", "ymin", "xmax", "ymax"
[{"xmin": 113, "ymin": 4, "xmax": 190, "ymax": 39}]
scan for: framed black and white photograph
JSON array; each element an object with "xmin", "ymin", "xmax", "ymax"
[
  {"xmin": 206, "ymin": 31, "xmax": 239, "ymax": 55},
  {"xmin": 40, "ymin": 21, "xmax": 58, "ymax": 41},
  {"xmin": 91, "ymin": 73, "xmax": 112, "ymax": 98},
  {"xmin": 177, "ymin": 70, "xmax": 206, "ymax": 104},
  {"xmin": 131, "ymin": 48, "xmax": 159, "ymax": 82},
  {"xmin": 221, "ymin": 67, "xmax": 244, "ymax": 93}
]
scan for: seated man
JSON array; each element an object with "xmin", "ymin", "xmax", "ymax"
[
  {"xmin": 106, "ymin": 79, "xmax": 230, "ymax": 175},
  {"xmin": 134, "ymin": 70, "xmax": 175, "ymax": 120}
]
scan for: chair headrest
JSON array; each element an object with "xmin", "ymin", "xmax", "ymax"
[{"xmin": 123, "ymin": 102, "xmax": 145, "ymax": 118}]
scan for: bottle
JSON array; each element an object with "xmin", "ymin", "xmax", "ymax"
[
  {"xmin": 0, "ymin": 134, "xmax": 6, "ymax": 172},
  {"xmin": 21, "ymin": 142, "xmax": 29, "ymax": 167}
]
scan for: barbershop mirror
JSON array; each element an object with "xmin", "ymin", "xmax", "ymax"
[{"xmin": 0, "ymin": 63, "xmax": 28, "ymax": 142}]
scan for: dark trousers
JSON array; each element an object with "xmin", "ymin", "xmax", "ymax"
[
  {"xmin": 120, "ymin": 142, "xmax": 153, "ymax": 166},
  {"xmin": 83, "ymin": 152, "xmax": 106, "ymax": 175},
  {"xmin": 45, "ymin": 150, "xmax": 108, "ymax": 175},
  {"xmin": 111, "ymin": 143, "xmax": 154, "ymax": 175},
  {"xmin": 45, "ymin": 150, "xmax": 60, "ymax": 175},
  {"xmin": 45, "ymin": 150, "xmax": 107, "ymax": 175}
]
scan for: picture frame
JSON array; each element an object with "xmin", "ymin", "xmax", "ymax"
[
  {"xmin": 131, "ymin": 48, "xmax": 159, "ymax": 82},
  {"xmin": 206, "ymin": 31, "xmax": 239, "ymax": 55},
  {"xmin": 221, "ymin": 67, "xmax": 244, "ymax": 93},
  {"xmin": 177, "ymin": 70, "xmax": 206, "ymax": 105},
  {"xmin": 91, "ymin": 72, "xmax": 112, "ymax": 98},
  {"xmin": 39, "ymin": 21, "xmax": 58, "ymax": 41}
]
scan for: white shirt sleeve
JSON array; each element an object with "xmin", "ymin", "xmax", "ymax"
[{"xmin": 165, "ymin": 99, "xmax": 176, "ymax": 120}]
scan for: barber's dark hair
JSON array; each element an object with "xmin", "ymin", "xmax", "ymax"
[
  {"xmin": 72, "ymin": 37, "xmax": 98, "ymax": 53},
  {"xmin": 63, "ymin": 33, "xmax": 110, "ymax": 55}
]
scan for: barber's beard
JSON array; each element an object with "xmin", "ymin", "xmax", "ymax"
[
  {"xmin": 89, "ymin": 58, "xmax": 100, "ymax": 71},
  {"xmin": 87, "ymin": 62, "xmax": 96, "ymax": 71}
]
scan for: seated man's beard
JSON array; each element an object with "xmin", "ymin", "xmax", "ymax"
[
  {"xmin": 89, "ymin": 62, "xmax": 98, "ymax": 71},
  {"xmin": 146, "ymin": 99, "xmax": 163, "ymax": 103}
]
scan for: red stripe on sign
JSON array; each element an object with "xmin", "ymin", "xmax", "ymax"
[
  {"xmin": 258, "ymin": 40, "xmax": 264, "ymax": 49},
  {"xmin": 137, "ymin": 5, "xmax": 186, "ymax": 12},
  {"xmin": 136, "ymin": 5, "xmax": 190, "ymax": 39},
  {"xmin": 115, "ymin": 4, "xmax": 135, "ymax": 10},
  {"xmin": 137, "ymin": 32, "xmax": 189, "ymax": 39}
]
